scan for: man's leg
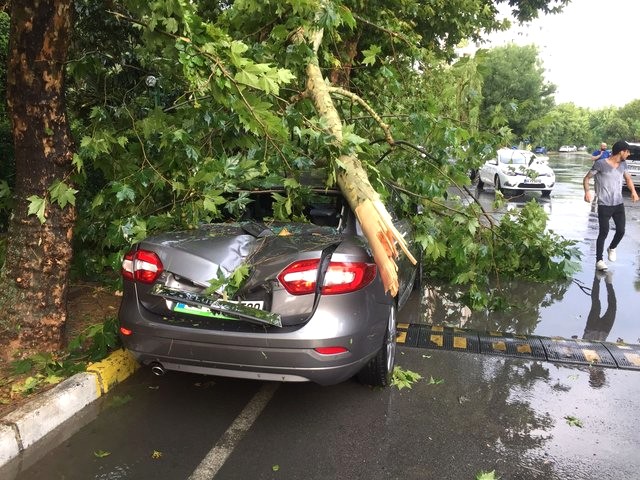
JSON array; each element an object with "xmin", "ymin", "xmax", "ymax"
[
  {"xmin": 596, "ymin": 205, "xmax": 614, "ymax": 262},
  {"xmin": 608, "ymin": 204, "xmax": 626, "ymax": 250}
]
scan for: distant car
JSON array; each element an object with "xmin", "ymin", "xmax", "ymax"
[
  {"xmin": 626, "ymin": 142, "xmax": 640, "ymax": 188},
  {"xmin": 533, "ymin": 146, "xmax": 547, "ymax": 154},
  {"xmin": 476, "ymin": 148, "xmax": 555, "ymax": 197},
  {"xmin": 559, "ymin": 145, "xmax": 577, "ymax": 152},
  {"xmin": 118, "ymin": 187, "xmax": 419, "ymax": 387}
]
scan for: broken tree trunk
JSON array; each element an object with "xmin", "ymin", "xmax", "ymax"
[{"xmin": 302, "ymin": 28, "xmax": 416, "ymax": 297}]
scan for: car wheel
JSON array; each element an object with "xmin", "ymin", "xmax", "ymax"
[
  {"xmin": 495, "ymin": 175, "xmax": 502, "ymax": 192},
  {"xmin": 541, "ymin": 190, "xmax": 551, "ymax": 198},
  {"xmin": 357, "ymin": 303, "xmax": 397, "ymax": 387},
  {"xmin": 477, "ymin": 178, "xmax": 484, "ymax": 191}
]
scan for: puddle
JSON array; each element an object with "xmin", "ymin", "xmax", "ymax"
[{"xmin": 414, "ymin": 153, "xmax": 640, "ymax": 344}]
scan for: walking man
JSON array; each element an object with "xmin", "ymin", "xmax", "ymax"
[{"xmin": 583, "ymin": 140, "xmax": 639, "ymax": 270}]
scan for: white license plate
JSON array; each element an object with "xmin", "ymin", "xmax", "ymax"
[{"xmin": 174, "ymin": 300, "xmax": 264, "ymax": 317}]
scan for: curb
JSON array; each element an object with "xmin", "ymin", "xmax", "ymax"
[{"xmin": 0, "ymin": 348, "xmax": 138, "ymax": 467}]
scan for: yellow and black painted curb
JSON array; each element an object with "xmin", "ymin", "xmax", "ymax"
[{"xmin": 396, "ymin": 323, "xmax": 640, "ymax": 370}]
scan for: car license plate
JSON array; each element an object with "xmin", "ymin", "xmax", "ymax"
[{"xmin": 174, "ymin": 300, "xmax": 264, "ymax": 317}]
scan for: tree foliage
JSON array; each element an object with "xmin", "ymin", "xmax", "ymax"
[{"xmin": 476, "ymin": 44, "xmax": 555, "ymax": 142}]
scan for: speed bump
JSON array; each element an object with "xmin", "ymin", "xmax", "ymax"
[
  {"xmin": 540, "ymin": 338, "xmax": 617, "ymax": 367},
  {"xmin": 602, "ymin": 343, "xmax": 640, "ymax": 370},
  {"xmin": 398, "ymin": 323, "xmax": 640, "ymax": 370},
  {"xmin": 479, "ymin": 333, "xmax": 546, "ymax": 360}
]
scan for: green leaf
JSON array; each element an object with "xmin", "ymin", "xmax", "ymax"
[
  {"xmin": 564, "ymin": 415, "xmax": 583, "ymax": 428},
  {"xmin": 49, "ymin": 180, "xmax": 78, "ymax": 208},
  {"xmin": 391, "ymin": 366, "xmax": 422, "ymax": 390},
  {"xmin": 94, "ymin": 450, "xmax": 111, "ymax": 458},
  {"xmin": 27, "ymin": 195, "xmax": 47, "ymax": 224},
  {"xmin": 476, "ymin": 470, "xmax": 499, "ymax": 480},
  {"xmin": 115, "ymin": 184, "xmax": 136, "ymax": 203},
  {"xmin": 362, "ymin": 45, "xmax": 382, "ymax": 66},
  {"xmin": 11, "ymin": 359, "xmax": 33, "ymax": 375}
]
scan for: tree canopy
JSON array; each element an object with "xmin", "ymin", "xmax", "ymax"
[{"xmin": 0, "ymin": 0, "xmax": 590, "ymax": 353}]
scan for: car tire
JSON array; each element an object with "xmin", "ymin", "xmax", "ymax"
[
  {"xmin": 541, "ymin": 190, "xmax": 551, "ymax": 198},
  {"xmin": 477, "ymin": 178, "xmax": 484, "ymax": 191},
  {"xmin": 495, "ymin": 175, "xmax": 502, "ymax": 192},
  {"xmin": 357, "ymin": 303, "xmax": 397, "ymax": 387}
]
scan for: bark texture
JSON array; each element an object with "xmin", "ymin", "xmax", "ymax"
[{"xmin": 1, "ymin": 0, "xmax": 76, "ymax": 355}]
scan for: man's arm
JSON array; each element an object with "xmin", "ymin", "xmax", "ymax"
[
  {"xmin": 583, "ymin": 171, "xmax": 594, "ymax": 203},
  {"xmin": 623, "ymin": 172, "xmax": 639, "ymax": 202}
]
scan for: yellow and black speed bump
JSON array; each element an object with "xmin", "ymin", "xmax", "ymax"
[
  {"xmin": 419, "ymin": 325, "xmax": 480, "ymax": 353},
  {"xmin": 396, "ymin": 324, "xmax": 480, "ymax": 352},
  {"xmin": 479, "ymin": 333, "xmax": 546, "ymax": 360},
  {"xmin": 398, "ymin": 323, "xmax": 640, "ymax": 370},
  {"xmin": 602, "ymin": 343, "xmax": 640, "ymax": 370},
  {"xmin": 540, "ymin": 338, "xmax": 617, "ymax": 367}
]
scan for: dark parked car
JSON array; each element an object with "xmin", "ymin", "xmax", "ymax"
[
  {"xmin": 533, "ymin": 146, "xmax": 547, "ymax": 154},
  {"xmin": 118, "ymin": 188, "xmax": 418, "ymax": 386}
]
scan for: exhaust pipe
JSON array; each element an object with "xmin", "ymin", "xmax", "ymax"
[{"xmin": 150, "ymin": 362, "xmax": 166, "ymax": 376}]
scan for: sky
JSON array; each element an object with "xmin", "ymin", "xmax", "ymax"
[{"xmin": 476, "ymin": 0, "xmax": 638, "ymax": 109}]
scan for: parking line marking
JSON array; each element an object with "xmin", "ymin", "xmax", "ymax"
[{"xmin": 189, "ymin": 382, "xmax": 279, "ymax": 480}]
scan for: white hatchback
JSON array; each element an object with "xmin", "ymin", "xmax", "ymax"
[{"xmin": 477, "ymin": 148, "xmax": 555, "ymax": 197}]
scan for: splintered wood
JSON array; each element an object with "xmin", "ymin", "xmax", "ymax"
[{"xmin": 355, "ymin": 199, "xmax": 417, "ymax": 296}]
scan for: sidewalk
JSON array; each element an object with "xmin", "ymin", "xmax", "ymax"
[{"xmin": 0, "ymin": 348, "xmax": 138, "ymax": 468}]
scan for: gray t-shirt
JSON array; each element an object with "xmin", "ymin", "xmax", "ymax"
[{"xmin": 590, "ymin": 159, "xmax": 628, "ymax": 206}]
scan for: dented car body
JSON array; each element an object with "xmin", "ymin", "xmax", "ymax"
[{"xmin": 118, "ymin": 189, "xmax": 418, "ymax": 386}]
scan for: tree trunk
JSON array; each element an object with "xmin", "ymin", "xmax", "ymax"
[{"xmin": 0, "ymin": 0, "xmax": 75, "ymax": 355}]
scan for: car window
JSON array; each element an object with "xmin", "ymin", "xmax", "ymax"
[
  {"xmin": 628, "ymin": 145, "xmax": 640, "ymax": 162},
  {"xmin": 499, "ymin": 151, "xmax": 527, "ymax": 165}
]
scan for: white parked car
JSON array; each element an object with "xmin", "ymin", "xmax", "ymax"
[
  {"xmin": 558, "ymin": 145, "xmax": 577, "ymax": 152},
  {"xmin": 477, "ymin": 148, "xmax": 555, "ymax": 197}
]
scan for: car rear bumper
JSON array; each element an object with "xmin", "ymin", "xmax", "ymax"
[{"xmin": 119, "ymin": 296, "xmax": 390, "ymax": 386}]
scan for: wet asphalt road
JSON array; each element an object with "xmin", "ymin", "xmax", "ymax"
[{"xmin": 3, "ymin": 152, "xmax": 640, "ymax": 480}]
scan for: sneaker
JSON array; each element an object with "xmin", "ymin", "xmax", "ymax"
[
  {"xmin": 607, "ymin": 248, "xmax": 616, "ymax": 262},
  {"xmin": 596, "ymin": 260, "xmax": 608, "ymax": 271}
]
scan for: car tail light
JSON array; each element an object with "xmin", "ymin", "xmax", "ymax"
[
  {"xmin": 278, "ymin": 259, "xmax": 376, "ymax": 295},
  {"xmin": 120, "ymin": 326, "xmax": 133, "ymax": 336},
  {"xmin": 122, "ymin": 249, "xmax": 164, "ymax": 284}
]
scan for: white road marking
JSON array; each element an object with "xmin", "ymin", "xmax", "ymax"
[{"xmin": 188, "ymin": 382, "xmax": 279, "ymax": 479}]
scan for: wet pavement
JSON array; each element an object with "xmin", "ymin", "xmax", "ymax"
[
  {"xmin": 2, "ymin": 152, "xmax": 640, "ymax": 480},
  {"xmin": 409, "ymin": 152, "xmax": 640, "ymax": 345}
]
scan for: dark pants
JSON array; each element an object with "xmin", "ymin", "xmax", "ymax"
[{"xmin": 596, "ymin": 203, "xmax": 625, "ymax": 261}]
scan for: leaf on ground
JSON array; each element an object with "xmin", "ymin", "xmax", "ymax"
[
  {"xmin": 427, "ymin": 376, "xmax": 444, "ymax": 385},
  {"xmin": 564, "ymin": 415, "xmax": 583, "ymax": 427},
  {"xmin": 476, "ymin": 470, "xmax": 499, "ymax": 480},
  {"xmin": 391, "ymin": 366, "xmax": 423, "ymax": 390},
  {"xmin": 94, "ymin": 450, "xmax": 111, "ymax": 458},
  {"xmin": 272, "ymin": 464, "xmax": 280, "ymax": 472},
  {"xmin": 151, "ymin": 450, "xmax": 163, "ymax": 459}
]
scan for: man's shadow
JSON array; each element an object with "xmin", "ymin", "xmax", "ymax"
[{"xmin": 582, "ymin": 271, "xmax": 617, "ymax": 388}]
